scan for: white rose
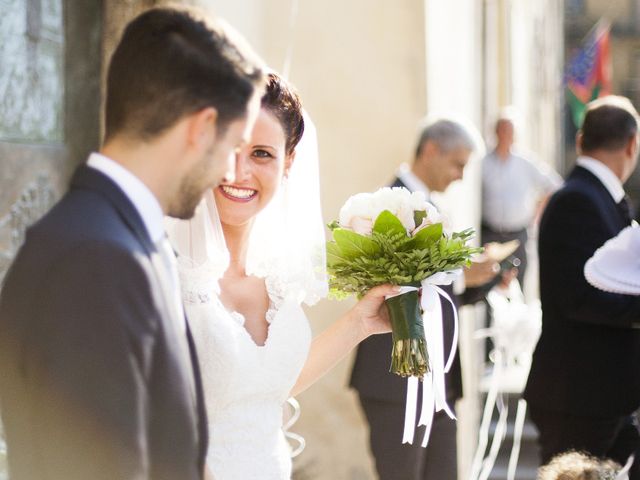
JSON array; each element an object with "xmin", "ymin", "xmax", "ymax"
[
  {"xmin": 373, "ymin": 187, "xmax": 417, "ymax": 231},
  {"xmin": 396, "ymin": 203, "xmax": 416, "ymax": 231},
  {"xmin": 338, "ymin": 186, "xmax": 426, "ymax": 235},
  {"xmin": 372, "ymin": 188, "xmax": 399, "ymax": 218},
  {"xmin": 349, "ymin": 217, "xmax": 374, "ymax": 235},
  {"xmin": 339, "ymin": 192, "xmax": 373, "ymax": 227},
  {"xmin": 425, "ymin": 202, "xmax": 442, "ymax": 224},
  {"xmin": 412, "ymin": 202, "xmax": 445, "ymax": 234},
  {"xmin": 410, "ymin": 191, "xmax": 429, "ymax": 211}
]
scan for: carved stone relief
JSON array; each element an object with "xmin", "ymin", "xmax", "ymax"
[
  {"xmin": 0, "ymin": 0, "xmax": 64, "ymax": 143},
  {"xmin": 0, "ymin": 173, "xmax": 56, "ymax": 283}
]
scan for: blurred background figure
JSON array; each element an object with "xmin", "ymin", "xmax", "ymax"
[{"xmin": 481, "ymin": 109, "xmax": 563, "ymax": 288}]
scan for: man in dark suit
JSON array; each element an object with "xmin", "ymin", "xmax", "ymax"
[
  {"xmin": 524, "ymin": 96, "xmax": 640, "ymax": 479},
  {"xmin": 0, "ymin": 7, "xmax": 264, "ymax": 480},
  {"xmin": 350, "ymin": 119, "xmax": 498, "ymax": 480}
]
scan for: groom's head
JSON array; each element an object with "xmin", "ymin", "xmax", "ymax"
[{"xmin": 103, "ymin": 6, "xmax": 265, "ymax": 218}]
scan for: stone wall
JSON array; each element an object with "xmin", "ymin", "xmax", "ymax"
[{"xmin": 0, "ymin": 0, "xmax": 102, "ymax": 279}]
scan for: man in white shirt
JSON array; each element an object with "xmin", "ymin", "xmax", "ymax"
[
  {"xmin": 524, "ymin": 96, "xmax": 640, "ymax": 479},
  {"xmin": 481, "ymin": 111, "xmax": 562, "ymax": 286},
  {"xmin": 0, "ymin": 7, "xmax": 264, "ymax": 480}
]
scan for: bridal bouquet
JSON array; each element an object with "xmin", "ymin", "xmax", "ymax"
[{"xmin": 327, "ymin": 187, "xmax": 481, "ymax": 379}]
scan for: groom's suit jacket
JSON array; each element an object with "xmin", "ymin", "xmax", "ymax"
[
  {"xmin": 0, "ymin": 165, "xmax": 208, "ymax": 480},
  {"xmin": 350, "ymin": 177, "xmax": 463, "ymax": 405},
  {"xmin": 524, "ymin": 165, "xmax": 640, "ymax": 417}
]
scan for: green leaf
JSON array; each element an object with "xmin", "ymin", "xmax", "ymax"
[
  {"xmin": 327, "ymin": 242, "xmax": 349, "ymax": 267},
  {"xmin": 327, "ymin": 220, "xmax": 482, "ymax": 298},
  {"xmin": 414, "ymin": 210, "xmax": 427, "ymax": 228},
  {"xmin": 332, "ymin": 228, "xmax": 380, "ymax": 259},
  {"xmin": 373, "ymin": 210, "xmax": 407, "ymax": 237},
  {"xmin": 409, "ymin": 223, "xmax": 443, "ymax": 249}
]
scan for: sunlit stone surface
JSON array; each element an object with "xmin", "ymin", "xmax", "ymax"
[{"xmin": 0, "ymin": 0, "xmax": 64, "ymax": 143}]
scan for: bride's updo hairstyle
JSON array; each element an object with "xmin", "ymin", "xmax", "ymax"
[{"xmin": 261, "ymin": 73, "xmax": 305, "ymax": 156}]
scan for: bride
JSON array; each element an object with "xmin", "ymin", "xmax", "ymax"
[{"xmin": 166, "ymin": 72, "xmax": 397, "ymax": 480}]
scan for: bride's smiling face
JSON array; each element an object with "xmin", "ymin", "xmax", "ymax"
[{"xmin": 214, "ymin": 107, "xmax": 292, "ymax": 227}]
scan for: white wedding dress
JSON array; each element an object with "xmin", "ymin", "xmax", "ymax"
[
  {"xmin": 185, "ymin": 276, "xmax": 311, "ymax": 480},
  {"xmin": 167, "ymin": 113, "xmax": 326, "ymax": 480}
]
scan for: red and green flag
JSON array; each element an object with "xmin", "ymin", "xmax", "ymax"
[{"xmin": 566, "ymin": 20, "xmax": 612, "ymax": 128}]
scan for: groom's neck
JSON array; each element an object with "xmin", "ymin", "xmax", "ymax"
[{"xmin": 100, "ymin": 134, "xmax": 183, "ymax": 213}]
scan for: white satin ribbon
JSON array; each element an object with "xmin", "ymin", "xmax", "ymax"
[
  {"xmin": 617, "ymin": 454, "xmax": 634, "ymax": 480},
  {"xmin": 388, "ymin": 269, "xmax": 461, "ymax": 446},
  {"xmin": 283, "ymin": 397, "xmax": 306, "ymax": 458}
]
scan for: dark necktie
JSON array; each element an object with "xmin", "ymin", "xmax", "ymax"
[{"xmin": 617, "ymin": 196, "xmax": 634, "ymax": 225}]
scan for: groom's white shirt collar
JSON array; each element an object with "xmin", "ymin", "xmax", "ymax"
[
  {"xmin": 397, "ymin": 163, "xmax": 431, "ymax": 199},
  {"xmin": 576, "ymin": 155, "xmax": 625, "ymax": 203},
  {"xmin": 87, "ymin": 152, "xmax": 165, "ymax": 243}
]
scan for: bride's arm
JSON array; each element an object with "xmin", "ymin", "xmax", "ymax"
[
  {"xmin": 204, "ymin": 464, "xmax": 216, "ymax": 480},
  {"xmin": 290, "ymin": 284, "xmax": 399, "ymax": 396}
]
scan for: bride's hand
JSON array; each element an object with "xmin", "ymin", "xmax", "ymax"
[{"xmin": 349, "ymin": 284, "xmax": 401, "ymax": 339}]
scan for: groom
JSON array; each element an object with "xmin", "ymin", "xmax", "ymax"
[{"xmin": 0, "ymin": 6, "xmax": 263, "ymax": 480}]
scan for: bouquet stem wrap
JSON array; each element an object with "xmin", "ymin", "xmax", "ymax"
[
  {"xmin": 386, "ymin": 270, "xmax": 461, "ymax": 447},
  {"xmin": 386, "ymin": 290, "xmax": 429, "ymax": 378}
]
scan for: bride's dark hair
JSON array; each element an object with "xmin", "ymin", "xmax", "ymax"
[{"xmin": 261, "ymin": 72, "xmax": 305, "ymax": 156}]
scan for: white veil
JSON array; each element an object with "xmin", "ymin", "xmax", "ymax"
[{"xmin": 165, "ymin": 111, "xmax": 328, "ymax": 306}]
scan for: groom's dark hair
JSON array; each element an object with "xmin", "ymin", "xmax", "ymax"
[
  {"xmin": 581, "ymin": 95, "xmax": 640, "ymax": 152},
  {"xmin": 104, "ymin": 6, "xmax": 265, "ymax": 142}
]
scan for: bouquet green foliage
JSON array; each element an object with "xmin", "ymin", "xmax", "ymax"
[
  {"xmin": 327, "ymin": 187, "xmax": 482, "ymax": 378},
  {"xmin": 327, "ymin": 216, "xmax": 479, "ymax": 297},
  {"xmin": 327, "ymin": 191, "xmax": 482, "ymax": 298}
]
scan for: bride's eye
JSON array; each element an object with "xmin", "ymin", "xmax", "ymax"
[{"xmin": 252, "ymin": 149, "xmax": 275, "ymax": 161}]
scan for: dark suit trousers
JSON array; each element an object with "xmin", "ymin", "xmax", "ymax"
[
  {"xmin": 359, "ymin": 396, "xmax": 457, "ymax": 480},
  {"xmin": 529, "ymin": 406, "xmax": 640, "ymax": 479}
]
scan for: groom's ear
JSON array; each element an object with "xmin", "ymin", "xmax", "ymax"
[
  {"xmin": 187, "ymin": 107, "xmax": 219, "ymax": 149},
  {"xmin": 575, "ymin": 132, "xmax": 583, "ymax": 155},
  {"xmin": 625, "ymin": 133, "xmax": 639, "ymax": 158}
]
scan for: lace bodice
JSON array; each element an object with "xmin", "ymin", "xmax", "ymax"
[{"xmin": 185, "ymin": 276, "xmax": 312, "ymax": 480}]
